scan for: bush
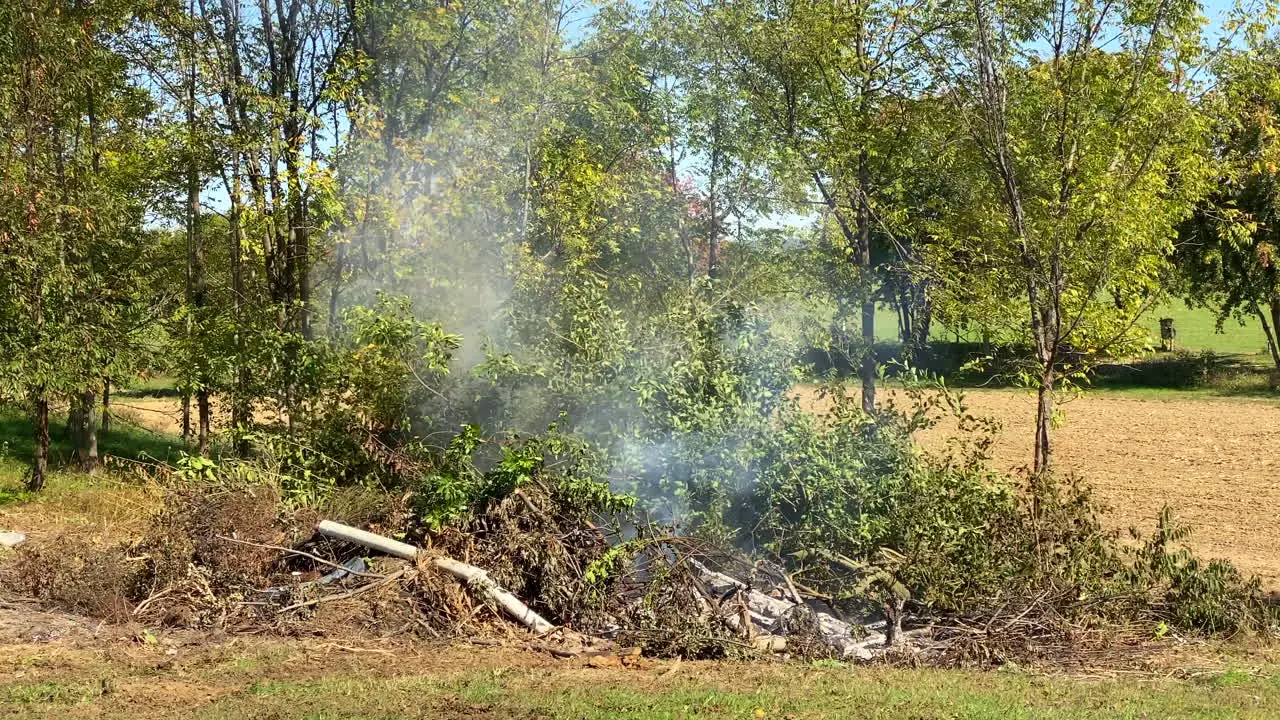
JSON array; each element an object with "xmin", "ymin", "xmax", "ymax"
[
  {"xmin": 192, "ymin": 285, "xmax": 1273, "ymax": 644},
  {"xmin": 1123, "ymin": 508, "xmax": 1276, "ymax": 634},
  {"xmin": 1092, "ymin": 349, "xmax": 1228, "ymax": 389},
  {"xmin": 688, "ymin": 373, "xmax": 1275, "ymax": 639}
]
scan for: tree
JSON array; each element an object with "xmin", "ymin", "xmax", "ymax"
[
  {"xmin": 931, "ymin": 0, "xmax": 1215, "ymax": 473},
  {"xmin": 1177, "ymin": 37, "xmax": 1280, "ymax": 369},
  {"xmin": 648, "ymin": 1, "xmax": 773, "ymax": 285},
  {"xmin": 715, "ymin": 0, "xmax": 944, "ymax": 414},
  {"xmin": 190, "ymin": 0, "xmax": 346, "ymax": 431},
  {"xmin": 0, "ymin": 0, "xmax": 157, "ymax": 487}
]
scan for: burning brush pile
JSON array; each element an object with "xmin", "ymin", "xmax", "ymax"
[
  {"xmin": 3, "ymin": 454, "xmax": 1275, "ymax": 665},
  {"xmin": 0, "ymin": 481, "xmax": 928, "ymax": 662}
]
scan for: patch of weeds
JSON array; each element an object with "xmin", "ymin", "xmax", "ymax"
[
  {"xmin": 299, "ymin": 715, "xmax": 407, "ymax": 720},
  {"xmin": 220, "ymin": 655, "xmax": 266, "ymax": 673},
  {"xmin": 0, "ymin": 486, "xmax": 31, "ymax": 507},
  {"xmin": 456, "ymin": 673, "xmax": 502, "ymax": 705},
  {"xmin": 1206, "ymin": 669, "xmax": 1255, "ymax": 688},
  {"xmin": 1, "ymin": 680, "xmax": 100, "ymax": 705},
  {"xmin": 247, "ymin": 680, "xmax": 300, "ymax": 697}
]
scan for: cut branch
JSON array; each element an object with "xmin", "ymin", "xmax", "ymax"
[{"xmin": 315, "ymin": 520, "xmax": 556, "ymax": 635}]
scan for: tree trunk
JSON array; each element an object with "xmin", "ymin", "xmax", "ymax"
[
  {"xmin": 971, "ymin": 0, "xmax": 1058, "ymax": 474},
  {"xmin": 1265, "ymin": 298, "xmax": 1280, "ymax": 371},
  {"xmin": 197, "ymin": 392, "xmax": 211, "ymax": 456},
  {"xmin": 328, "ymin": 235, "xmax": 344, "ymax": 337},
  {"xmin": 186, "ymin": 0, "xmax": 210, "ymax": 456},
  {"xmin": 182, "ymin": 393, "xmax": 192, "ymax": 446},
  {"xmin": 857, "ymin": 148, "xmax": 876, "ymax": 414},
  {"xmin": 68, "ymin": 395, "xmax": 83, "ymax": 452},
  {"xmin": 897, "ymin": 287, "xmax": 912, "ymax": 346},
  {"xmin": 101, "ymin": 379, "xmax": 110, "ymax": 438},
  {"xmin": 229, "ymin": 150, "xmax": 252, "ymax": 457},
  {"xmin": 707, "ymin": 120, "xmax": 721, "ymax": 279},
  {"xmin": 71, "ymin": 391, "xmax": 98, "ymax": 473},
  {"xmin": 912, "ymin": 291, "xmax": 933, "ymax": 351},
  {"xmin": 29, "ymin": 393, "xmax": 49, "ymax": 492},
  {"xmin": 1033, "ymin": 366, "xmax": 1054, "ymax": 475}
]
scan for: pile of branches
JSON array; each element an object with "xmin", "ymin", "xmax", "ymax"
[
  {"xmin": 0, "ymin": 481, "xmax": 903, "ymax": 660},
  {"xmin": 5, "ymin": 474, "xmax": 1276, "ymax": 667}
]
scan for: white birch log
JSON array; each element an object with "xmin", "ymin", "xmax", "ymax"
[{"xmin": 315, "ymin": 520, "xmax": 555, "ymax": 635}]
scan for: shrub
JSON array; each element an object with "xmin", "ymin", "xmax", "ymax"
[
  {"xmin": 1123, "ymin": 508, "xmax": 1276, "ymax": 634},
  {"xmin": 695, "ymin": 374, "xmax": 1275, "ymax": 639}
]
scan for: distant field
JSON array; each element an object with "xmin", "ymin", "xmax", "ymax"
[{"xmin": 874, "ymin": 301, "xmax": 1273, "ymax": 359}]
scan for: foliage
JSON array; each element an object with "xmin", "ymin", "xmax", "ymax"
[
  {"xmin": 1177, "ymin": 37, "xmax": 1280, "ymax": 368},
  {"xmin": 411, "ymin": 422, "xmax": 633, "ymax": 533},
  {"xmin": 2, "ymin": 0, "xmax": 1277, "ymax": 656},
  {"xmin": 923, "ymin": 0, "xmax": 1221, "ymax": 472},
  {"xmin": 702, "ymin": 374, "xmax": 1273, "ymax": 636},
  {"xmin": 1123, "ymin": 508, "xmax": 1276, "ymax": 634}
]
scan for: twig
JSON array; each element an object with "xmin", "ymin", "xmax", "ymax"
[
  {"xmin": 413, "ymin": 618, "xmax": 441, "ymax": 638},
  {"xmin": 465, "ymin": 637, "xmax": 503, "ymax": 646},
  {"xmin": 782, "ymin": 571, "xmax": 804, "ymax": 606},
  {"xmin": 531, "ymin": 643, "xmax": 579, "ymax": 658},
  {"xmin": 314, "ymin": 642, "xmax": 397, "ymax": 656},
  {"xmin": 216, "ymin": 535, "xmax": 384, "ymax": 579},
  {"xmin": 277, "ymin": 570, "xmax": 407, "ymax": 614},
  {"xmin": 996, "ymin": 590, "xmax": 1052, "ymax": 634},
  {"xmin": 791, "ymin": 580, "xmax": 833, "ymax": 600},
  {"xmin": 132, "ymin": 588, "xmax": 173, "ymax": 617}
]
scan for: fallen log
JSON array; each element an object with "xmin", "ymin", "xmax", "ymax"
[{"xmin": 315, "ymin": 520, "xmax": 556, "ymax": 635}]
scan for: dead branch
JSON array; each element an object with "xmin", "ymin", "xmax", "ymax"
[
  {"xmin": 315, "ymin": 520, "xmax": 556, "ymax": 635},
  {"xmin": 216, "ymin": 535, "xmax": 386, "ymax": 579},
  {"xmin": 277, "ymin": 569, "xmax": 407, "ymax": 614}
]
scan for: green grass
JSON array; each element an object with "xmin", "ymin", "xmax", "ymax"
[
  {"xmin": 1139, "ymin": 302, "xmax": 1271, "ymax": 357},
  {"xmin": 4, "ymin": 659, "xmax": 1278, "ymax": 719},
  {"xmin": 1, "ymin": 680, "xmax": 101, "ymax": 706},
  {"xmin": 0, "ymin": 407, "xmax": 183, "ymax": 474},
  {"xmin": 116, "ymin": 375, "xmax": 180, "ymax": 398},
  {"xmin": 862, "ymin": 300, "xmax": 1278, "ymax": 398},
  {"xmin": 872, "ymin": 300, "xmax": 1272, "ymax": 357}
]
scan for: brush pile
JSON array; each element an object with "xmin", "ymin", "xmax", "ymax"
[
  {"xmin": 3, "ymin": 463, "xmax": 1275, "ymax": 666},
  {"xmin": 0, "ymin": 481, "xmax": 927, "ymax": 661}
]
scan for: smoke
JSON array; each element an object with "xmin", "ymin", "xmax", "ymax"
[{"xmin": 326, "ymin": 5, "xmax": 836, "ymax": 527}]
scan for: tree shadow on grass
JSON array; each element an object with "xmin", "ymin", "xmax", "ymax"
[
  {"xmin": 0, "ymin": 406, "xmax": 182, "ymax": 470},
  {"xmin": 1089, "ymin": 352, "xmax": 1280, "ymax": 399},
  {"xmin": 805, "ymin": 342, "xmax": 1280, "ymax": 399}
]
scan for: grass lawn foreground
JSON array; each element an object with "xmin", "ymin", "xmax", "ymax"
[{"xmin": 0, "ymin": 638, "xmax": 1279, "ymax": 719}]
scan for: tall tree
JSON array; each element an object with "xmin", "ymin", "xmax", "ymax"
[
  {"xmin": 721, "ymin": 0, "xmax": 943, "ymax": 414},
  {"xmin": 0, "ymin": 0, "xmax": 156, "ymax": 486},
  {"xmin": 1177, "ymin": 37, "xmax": 1280, "ymax": 370},
  {"xmin": 932, "ymin": 0, "xmax": 1215, "ymax": 472}
]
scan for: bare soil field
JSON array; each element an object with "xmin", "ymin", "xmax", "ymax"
[{"xmin": 800, "ymin": 387, "xmax": 1280, "ymax": 589}]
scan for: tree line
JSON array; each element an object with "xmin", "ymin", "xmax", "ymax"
[{"xmin": 2, "ymin": 0, "xmax": 1279, "ymax": 492}]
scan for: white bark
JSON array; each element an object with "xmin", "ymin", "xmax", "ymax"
[
  {"xmin": 687, "ymin": 559, "xmax": 885, "ymax": 660},
  {"xmin": 316, "ymin": 520, "xmax": 555, "ymax": 635}
]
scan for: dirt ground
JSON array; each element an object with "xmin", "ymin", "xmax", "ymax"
[{"xmin": 799, "ymin": 387, "xmax": 1280, "ymax": 589}]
